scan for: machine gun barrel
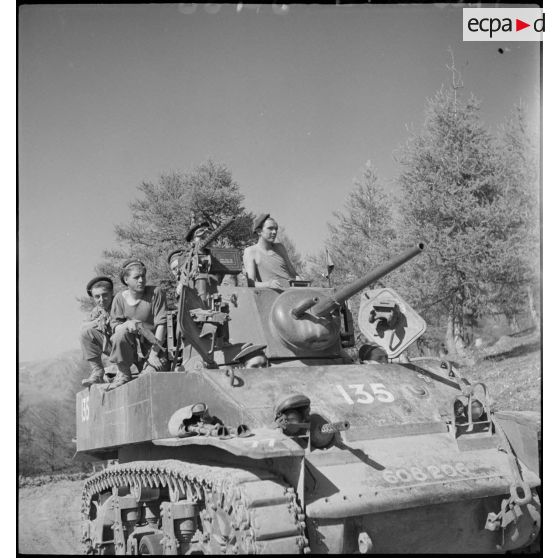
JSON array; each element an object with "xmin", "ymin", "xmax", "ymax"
[
  {"xmin": 312, "ymin": 242, "xmax": 425, "ymax": 318},
  {"xmin": 198, "ymin": 217, "xmax": 235, "ymax": 250}
]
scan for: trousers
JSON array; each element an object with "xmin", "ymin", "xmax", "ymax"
[
  {"xmin": 80, "ymin": 325, "xmax": 110, "ymax": 361},
  {"xmin": 109, "ymin": 328, "xmax": 148, "ymax": 366}
]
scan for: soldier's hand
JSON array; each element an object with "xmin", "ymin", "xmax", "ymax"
[
  {"xmin": 266, "ymin": 279, "xmax": 283, "ymax": 289},
  {"xmin": 147, "ymin": 350, "xmax": 164, "ymax": 371},
  {"xmin": 116, "ymin": 319, "xmax": 140, "ymax": 334},
  {"xmin": 124, "ymin": 320, "xmax": 141, "ymax": 333}
]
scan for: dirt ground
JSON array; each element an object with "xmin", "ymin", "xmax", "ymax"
[
  {"xmin": 460, "ymin": 333, "xmax": 541, "ymax": 412},
  {"xmin": 18, "ymin": 478, "xmax": 83, "ymax": 554}
]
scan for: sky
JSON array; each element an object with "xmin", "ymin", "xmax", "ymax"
[{"xmin": 18, "ymin": 3, "xmax": 542, "ymax": 362}]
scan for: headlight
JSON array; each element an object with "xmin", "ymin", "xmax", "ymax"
[{"xmin": 470, "ymin": 399, "xmax": 485, "ymax": 421}]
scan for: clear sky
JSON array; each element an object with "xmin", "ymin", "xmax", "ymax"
[{"xmin": 18, "ymin": 3, "xmax": 541, "ymax": 361}]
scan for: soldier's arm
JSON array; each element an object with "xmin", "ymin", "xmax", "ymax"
[
  {"xmin": 150, "ymin": 288, "xmax": 168, "ymax": 351},
  {"xmin": 81, "ymin": 307, "xmax": 102, "ymax": 331},
  {"xmin": 243, "ymin": 247, "xmax": 258, "ymax": 287},
  {"xmin": 277, "ymin": 243, "xmax": 299, "ymax": 278}
]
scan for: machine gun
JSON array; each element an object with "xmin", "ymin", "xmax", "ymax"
[
  {"xmin": 175, "ymin": 218, "xmax": 238, "ymax": 369},
  {"xmin": 181, "ymin": 217, "xmax": 236, "ymax": 303}
]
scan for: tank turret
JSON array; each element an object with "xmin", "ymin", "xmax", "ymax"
[{"xmin": 269, "ymin": 243, "xmax": 425, "ymax": 354}]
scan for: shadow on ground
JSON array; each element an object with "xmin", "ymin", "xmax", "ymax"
[{"xmin": 484, "ymin": 340, "xmax": 541, "ymax": 362}]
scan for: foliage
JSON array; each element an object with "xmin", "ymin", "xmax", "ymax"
[
  {"xmin": 488, "ymin": 104, "xmax": 540, "ymax": 327},
  {"xmin": 303, "ymin": 163, "xmax": 400, "ymax": 343},
  {"xmin": 19, "ymin": 354, "xmax": 97, "ymax": 475},
  {"xmin": 84, "ymin": 160, "xmax": 254, "ymax": 309},
  {"xmin": 19, "ymin": 390, "xmax": 88, "ymax": 475},
  {"xmin": 395, "ymin": 83, "xmax": 511, "ymax": 352},
  {"xmin": 307, "ymin": 162, "xmax": 398, "ymax": 289}
]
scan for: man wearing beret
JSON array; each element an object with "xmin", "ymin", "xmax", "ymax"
[
  {"xmin": 167, "ymin": 248, "xmax": 185, "ymax": 298},
  {"xmin": 80, "ymin": 276, "xmax": 115, "ymax": 387},
  {"xmin": 243, "ymin": 214, "xmax": 300, "ymax": 289},
  {"xmin": 178, "ymin": 221, "xmax": 216, "ymax": 304}
]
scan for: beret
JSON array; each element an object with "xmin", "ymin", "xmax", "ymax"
[
  {"xmin": 120, "ymin": 259, "xmax": 146, "ymax": 285},
  {"xmin": 167, "ymin": 249, "xmax": 184, "ymax": 265},
  {"xmin": 233, "ymin": 343, "xmax": 267, "ymax": 362},
  {"xmin": 86, "ymin": 276, "xmax": 113, "ymax": 297},
  {"xmin": 253, "ymin": 213, "xmax": 271, "ymax": 233},
  {"xmin": 186, "ymin": 222, "xmax": 210, "ymax": 242}
]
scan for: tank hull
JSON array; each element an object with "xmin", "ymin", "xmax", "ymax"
[{"xmin": 76, "ymin": 363, "xmax": 540, "ymax": 553}]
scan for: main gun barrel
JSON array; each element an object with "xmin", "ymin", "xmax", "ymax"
[{"xmin": 312, "ymin": 242, "xmax": 425, "ymax": 318}]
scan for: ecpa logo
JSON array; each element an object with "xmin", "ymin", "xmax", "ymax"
[{"xmin": 463, "ymin": 8, "xmax": 544, "ymax": 41}]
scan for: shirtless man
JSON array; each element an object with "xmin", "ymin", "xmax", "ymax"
[{"xmin": 243, "ymin": 214, "xmax": 299, "ymax": 289}]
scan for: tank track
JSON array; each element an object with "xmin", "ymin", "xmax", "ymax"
[{"xmin": 81, "ymin": 459, "xmax": 309, "ymax": 554}]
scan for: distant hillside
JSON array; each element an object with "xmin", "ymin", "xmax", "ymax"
[
  {"xmin": 19, "ymin": 350, "xmax": 91, "ymax": 475},
  {"xmin": 19, "ymin": 349, "xmax": 86, "ymax": 404}
]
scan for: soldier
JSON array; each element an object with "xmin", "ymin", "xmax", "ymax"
[
  {"xmin": 232, "ymin": 343, "xmax": 269, "ymax": 369},
  {"xmin": 175, "ymin": 222, "xmax": 210, "ymax": 298},
  {"xmin": 243, "ymin": 214, "xmax": 300, "ymax": 289},
  {"xmin": 167, "ymin": 249, "xmax": 184, "ymax": 284},
  {"xmin": 80, "ymin": 276, "xmax": 114, "ymax": 387},
  {"xmin": 173, "ymin": 222, "xmax": 219, "ymax": 369},
  {"xmin": 108, "ymin": 260, "xmax": 167, "ymax": 390}
]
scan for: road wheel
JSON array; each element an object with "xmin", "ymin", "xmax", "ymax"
[{"xmin": 138, "ymin": 534, "xmax": 164, "ymax": 555}]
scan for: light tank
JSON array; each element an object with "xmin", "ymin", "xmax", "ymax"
[{"xmin": 76, "ymin": 240, "xmax": 541, "ymax": 554}]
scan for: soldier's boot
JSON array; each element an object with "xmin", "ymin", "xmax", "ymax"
[
  {"xmin": 82, "ymin": 359, "xmax": 105, "ymax": 387},
  {"xmin": 105, "ymin": 363, "xmax": 133, "ymax": 391}
]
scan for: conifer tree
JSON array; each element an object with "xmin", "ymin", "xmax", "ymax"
[
  {"xmin": 489, "ymin": 104, "xmax": 540, "ymax": 330},
  {"xmin": 396, "ymin": 76, "xmax": 501, "ymax": 353},
  {"xmin": 93, "ymin": 160, "xmax": 253, "ymax": 301},
  {"xmin": 310, "ymin": 162, "xmax": 397, "ymax": 288}
]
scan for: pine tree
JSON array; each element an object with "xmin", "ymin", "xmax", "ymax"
[
  {"xmin": 396, "ymin": 79, "xmax": 502, "ymax": 354},
  {"xmin": 90, "ymin": 160, "xmax": 253, "ymax": 306},
  {"xmin": 489, "ymin": 104, "xmax": 540, "ymax": 330},
  {"xmin": 304, "ymin": 162, "xmax": 399, "ymax": 347},
  {"xmin": 310, "ymin": 162, "xmax": 397, "ymax": 288}
]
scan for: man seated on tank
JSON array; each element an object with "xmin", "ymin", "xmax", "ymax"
[
  {"xmin": 80, "ymin": 276, "xmax": 115, "ymax": 387},
  {"xmin": 168, "ymin": 248, "xmax": 184, "ymax": 286},
  {"xmin": 358, "ymin": 343, "xmax": 388, "ymax": 364},
  {"xmin": 167, "ymin": 248, "xmax": 188, "ymax": 298},
  {"xmin": 177, "ymin": 221, "xmax": 222, "ymax": 302},
  {"xmin": 243, "ymin": 214, "xmax": 300, "ymax": 289},
  {"xmin": 107, "ymin": 259, "xmax": 168, "ymax": 390}
]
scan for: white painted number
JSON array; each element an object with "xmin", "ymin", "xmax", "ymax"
[
  {"xmin": 336, "ymin": 385, "xmax": 355, "ymax": 404},
  {"xmin": 369, "ymin": 383, "xmax": 396, "ymax": 403},
  {"xmin": 349, "ymin": 384, "xmax": 375, "ymax": 404},
  {"xmin": 427, "ymin": 465, "xmax": 444, "ymax": 480},
  {"xmin": 335, "ymin": 384, "xmax": 395, "ymax": 405},
  {"xmin": 410, "ymin": 467, "xmax": 428, "ymax": 482},
  {"xmin": 81, "ymin": 396, "xmax": 89, "ymax": 422},
  {"xmin": 382, "ymin": 462, "xmax": 472, "ymax": 485}
]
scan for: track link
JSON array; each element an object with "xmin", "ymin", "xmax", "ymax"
[{"xmin": 81, "ymin": 459, "xmax": 309, "ymax": 554}]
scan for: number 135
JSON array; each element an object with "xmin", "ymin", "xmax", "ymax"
[{"xmin": 336, "ymin": 383, "xmax": 395, "ymax": 404}]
